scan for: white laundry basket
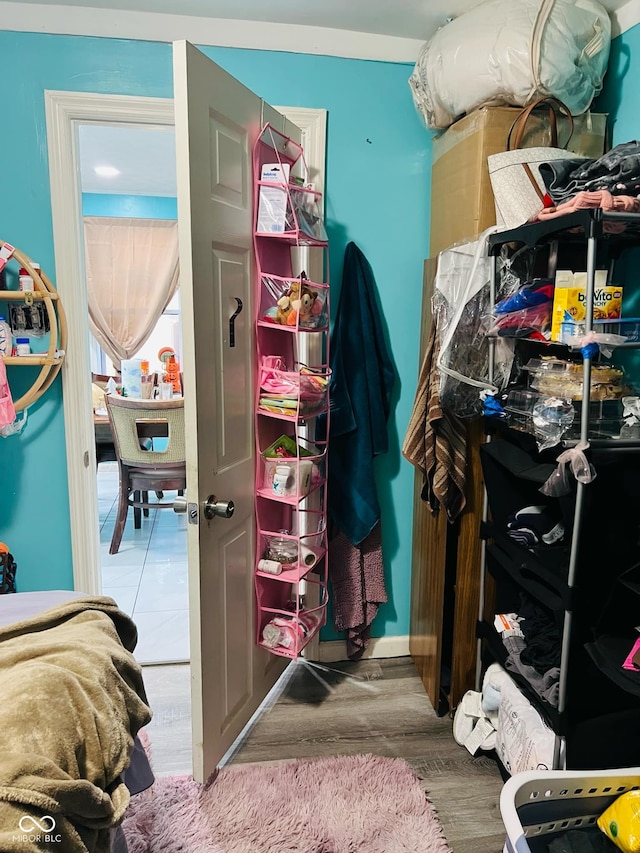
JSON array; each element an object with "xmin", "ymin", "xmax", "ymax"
[{"xmin": 500, "ymin": 767, "xmax": 640, "ymax": 853}]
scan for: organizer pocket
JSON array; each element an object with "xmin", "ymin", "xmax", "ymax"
[
  {"xmin": 487, "ymin": 539, "xmax": 570, "ymax": 618},
  {"xmin": 488, "ymin": 533, "xmax": 570, "ymax": 614},
  {"xmin": 259, "ymin": 356, "xmax": 329, "ymax": 405},
  {"xmin": 593, "ymin": 561, "xmax": 640, "ymax": 638},
  {"xmin": 480, "ymin": 438, "xmax": 573, "ymax": 534}
]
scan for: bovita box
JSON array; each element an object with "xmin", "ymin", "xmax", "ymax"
[{"xmin": 552, "ymin": 270, "xmax": 623, "ymax": 343}]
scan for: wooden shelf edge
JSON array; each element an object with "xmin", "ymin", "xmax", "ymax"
[
  {"xmin": 0, "ymin": 290, "xmax": 59, "ymax": 300},
  {"xmin": 3, "ymin": 355, "xmax": 63, "ymax": 365}
]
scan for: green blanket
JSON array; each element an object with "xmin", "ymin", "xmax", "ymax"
[{"xmin": 0, "ymin": 596, "xmax": 152, "ymax": 852}]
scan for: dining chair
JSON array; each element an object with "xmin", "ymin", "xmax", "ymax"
[{"xmin": 105, "ymin": 394, "xmax": 186, "ymax": 555}]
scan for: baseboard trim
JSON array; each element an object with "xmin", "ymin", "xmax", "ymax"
[{"xmin": 317, "ymin": 635, "xmax": 410, "ymax": 663}]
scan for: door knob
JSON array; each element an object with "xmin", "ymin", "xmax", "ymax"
[
  {"xmin": 204, "ymin": 495, "xmax": 235, "ymax": 520},
  {"xmin": 173, "ymin": 496, "xmax": 188, "ymax": 513}
]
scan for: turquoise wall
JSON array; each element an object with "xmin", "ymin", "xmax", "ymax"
[
  {"xmin": 0, "ymin": 31, "xmax": 431, "ymax": 641},
  {"xmin": 597, "ymin": 21, "xmax": 640, "ymax": 145},
  {"xmin": 595, "ymin": 22, "xmax": 640, "ymax": 371},
  {"xmin": 82, "ymin": 193, "xmax": 177, "ymax": 218}
]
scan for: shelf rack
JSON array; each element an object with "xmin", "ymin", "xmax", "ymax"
[
  {"xmin": 479, "ymin": 209, "xmax": 640, "ymax": 771},
  {"xmin": 0, "ymin": 241, "xmax": 67, "ymax": 411},
  {"xmin": 252, "ymin": 123, "xmax": 330, "ymax": 659}
]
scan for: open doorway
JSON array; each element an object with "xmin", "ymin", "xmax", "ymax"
[{"xmin": 78, "ymin": 122, "xmax": 189, "ymax": 665}]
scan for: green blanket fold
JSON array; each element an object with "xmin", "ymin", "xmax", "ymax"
[{"xmin": 0, "ymin": 596, "xmax": 152, "ymax": 853}]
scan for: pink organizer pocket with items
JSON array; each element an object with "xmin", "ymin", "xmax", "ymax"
[
  {"xmin": 259, "ymin": 355, "xmax": 328, "ymax": 402},
  {"xmin": 0, "ymin": 358, "xmax": 16, "ymax": 428}
]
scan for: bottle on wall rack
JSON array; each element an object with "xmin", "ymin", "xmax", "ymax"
[
  {"xmin": 15, "ymin": 338, "xmax": 30, "ymax": 356},
  {"xmin": 0, "ymin": 316, "xmax": 12, "ymax": 357},
  {"xmin": 18, "ymin": 267, "xmax": 34, "ymax": 292}
]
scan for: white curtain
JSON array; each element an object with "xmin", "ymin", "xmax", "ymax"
[{"xmin": 84, "ymin": 217, "xmax": 180, "ymax": 369}]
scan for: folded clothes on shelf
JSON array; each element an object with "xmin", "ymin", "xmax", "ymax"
[
  {"xmin": 258, "ymin": 395, "xmax": 324, "ymax": 417},
  {"xmin": 507, "ymin": 504, "xmax": 565, "ymax": 548},
  {"xmin": 259, "ymin": 355, "xmax": 329, "ymax": 400},
  {"xmin": 488, "ymin": 303, "xmax": 552, "ymax": 339},
  {"xmin": 539, "ymin": 141, "xmax": 640, "ymax": 206},
  {"xmin": 494, "ymin": 280, "xmax": 554, "ymax": 315}
]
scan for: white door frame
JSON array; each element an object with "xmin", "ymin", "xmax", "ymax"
[{"xmin": 45, "ymin": 91, "xmax": 326, "ymax": 644}]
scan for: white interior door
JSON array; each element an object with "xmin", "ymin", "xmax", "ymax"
[{"xmin": 173, "ymin": 40, "xmax": 301, "ymax": 781}]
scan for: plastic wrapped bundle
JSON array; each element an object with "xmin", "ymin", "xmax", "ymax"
[{"xmin": 409, "ymin": 0, "xmax": 611, "ymax": 130}]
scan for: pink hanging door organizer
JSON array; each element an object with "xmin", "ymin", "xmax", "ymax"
[{"xmin": 252, "ymin": 123, "xmax": 330, "ymax": 659}]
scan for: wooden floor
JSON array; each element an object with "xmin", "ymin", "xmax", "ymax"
[{"xmin": 141, "ymin": 656, "xmax": 506, "ymax": 853}]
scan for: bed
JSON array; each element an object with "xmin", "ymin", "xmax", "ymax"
[{"xmin": 0, "ymin": 590, "xmax": 154, "ymax": 853}]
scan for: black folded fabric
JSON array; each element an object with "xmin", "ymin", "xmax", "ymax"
[
  {"xmin": 518, "ymin": 592, "xmax": 562, "ymax": 671},
  {"xmin": 539, "ymin": 141, "xmax": 640, "ymax": 205},
  {"xmin": 579, "ymin": 140, "xmax": 640, "ymax": 181},
  {"xmin": 539, "ymin": 157, "xmax": 592, "ymax": 204}
]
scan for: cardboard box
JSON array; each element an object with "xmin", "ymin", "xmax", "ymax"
[
  {"xmin": 551, "ymin": 270, "xmax": 623, "ymax": 343},
  {"xmin": 429, "ymin": 106, "xmax": 608, "ymax": 256}
]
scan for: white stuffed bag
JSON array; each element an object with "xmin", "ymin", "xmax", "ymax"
[{"xmin": 409, "ymin": 0, "xmax": 611, "ymax": 130}]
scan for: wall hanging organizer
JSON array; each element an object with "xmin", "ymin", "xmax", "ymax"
[
  {"xmin": 252, "ymin": 122, "xmax": 330, "ymax": 659},
  {"xmin": 0, "ymin": 240, "xmax": 67, "ymax": 412}
]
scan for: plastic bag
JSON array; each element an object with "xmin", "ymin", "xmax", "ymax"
[
  {"xmin": 598, "ymin": 790, "xmax": 640, "ymax": 853},
  {"xmin": 540, "ymin": 441, "xmax": 596, "ymax": 496},
  {"xmin": 565, "ymin": 330, "xmax": 629, "ymax": 359},
  {"xmin": 434, "ymin": 229, "xmax": 514, "ymax": 418},
  {"xmin": 532, "ymin": 396, "xmax": 575, "ymax": 452},
  {"xmin": 0, "ymin": 409, "xmax": 27, "ymax": 438},
  {"xmin": 495, "ymin": 669, "xmax": 556, "ymax": 775}
]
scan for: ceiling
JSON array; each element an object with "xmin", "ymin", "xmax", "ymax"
[
  {"xmin": 71, "ymin": 0, "xmax": 632, "ymax": 199},
  {"xmin": 79, "ymin": 124, "xmax": 177, "ymax": 197},
  {"xmin": 10, "ymin": 0, "xmax": 632, "ymax": 42}
]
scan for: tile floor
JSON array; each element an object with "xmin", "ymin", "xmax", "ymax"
[{"xmin": 97, "ymin": 462, "xmax": 190, "ymax": 665}]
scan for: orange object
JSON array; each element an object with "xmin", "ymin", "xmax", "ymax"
[
  {"xmin": 164, "ymin": 354, "xmax": 181, "ymax": 393},
  {"xmin": 0, "ymin": 542, "xmax": 7, "ymax": 554}
]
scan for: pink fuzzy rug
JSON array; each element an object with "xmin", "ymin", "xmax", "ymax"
[{"xmin": 122, "ymin": 753, "xmax": 452, "ymax": 853}]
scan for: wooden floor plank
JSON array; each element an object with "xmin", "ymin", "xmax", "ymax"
[{"xmin": 141, "ymin": 656, "xmax": 507, "ymax": 853}]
